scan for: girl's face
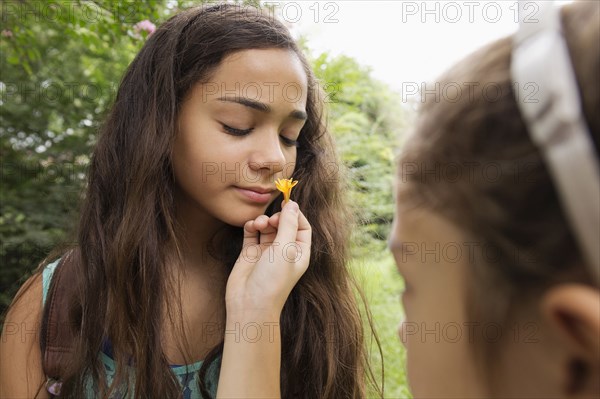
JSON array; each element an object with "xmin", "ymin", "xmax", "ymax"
[
  {"xmin": 173, "ymin": 49, "xmax": 308, "ymax": 227},
  {"xmin": 388, "ymin": 203, "xmax": 487, "ymax": 398}
]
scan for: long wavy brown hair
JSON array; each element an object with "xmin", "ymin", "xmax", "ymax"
[{"xmin": 8, "ymin": 3, "xmax": 383, "ymax": 398}]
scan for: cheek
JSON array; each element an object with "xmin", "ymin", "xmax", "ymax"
[
  {"xmin": 399, "ymin": 318, "xmax": 430, "ymax": 397},
  {"xmin": 282, "ymin": 149, "xmax": 297, "ymax": 177},
  {"xmin": 273, "ymin": 148, "xmax": 297, "ymax": 179}
]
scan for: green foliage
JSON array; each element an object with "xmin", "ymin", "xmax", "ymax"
[
  {"xmin": 311, "ymin": 52, "xmax": 407, "ymax": 256},
  {"xmin": 0, "ymin": 0, "xmax": 167, "ymax": 309},
  {"xmin": 351, "ymin": 251, "xmax": 412, "ymax": 399}
]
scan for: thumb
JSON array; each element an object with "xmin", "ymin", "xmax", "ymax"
[{"xmin": 275, "ymin": 201, "xmax": 299, "ymax": 251}]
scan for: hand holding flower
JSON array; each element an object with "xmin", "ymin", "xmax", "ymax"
[{"xmin": 225, "ymin": 199, "xmax": 311, "ymax": 317}]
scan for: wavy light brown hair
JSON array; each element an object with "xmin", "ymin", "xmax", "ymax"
[
  {"xmin": 397, "ymin": 0, "xmax": 599, "ymax": 393},
  {"xmin": 7, "ymin": 3, "xmax": 382, "ymax": 398}
]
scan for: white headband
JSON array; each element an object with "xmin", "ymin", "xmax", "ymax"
[{"xmin": 511, "ymin": 1, "xmax": 600, "ymax": 283}]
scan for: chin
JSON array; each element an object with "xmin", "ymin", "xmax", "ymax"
[
  {"xmin": 225, "ymin": 218, "xmax": 247, "ymax": 228},
  {"xmin": 219, "ymin": 204, "xmax": 274, "ymax": 228}
]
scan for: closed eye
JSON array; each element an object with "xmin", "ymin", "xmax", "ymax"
[
  {"xmin": 222, "ymin": 123, "xmax": 300, "ymax": 148},
  {"xmin": 222, "ymin": 123, "xmax": 253, "ymax": 136},
  {"xmin": 281, "ymin": 136, "xmax": 300, "ymax": 148}
]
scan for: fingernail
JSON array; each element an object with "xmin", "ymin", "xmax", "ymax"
[{"xmin": 286, "ymin": 201, "xmax": 299, "ymax": 213}]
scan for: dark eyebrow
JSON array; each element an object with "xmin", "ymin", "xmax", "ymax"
[{"xmin": 217, "ymin": 96, "xmax": 307, "ymax": 121}]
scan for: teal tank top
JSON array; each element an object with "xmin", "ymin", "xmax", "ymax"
[{"xmin": 42, "ymin": 259, "xmax": 220, "ymax": 398}]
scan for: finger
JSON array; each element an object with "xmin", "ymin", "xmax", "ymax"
[
  {"xmin": 248, "ymin": 215, "xmax": 278, "ymax": 246},
  {"xmin": 258, "ymin": 223, "xmax": 277, "ymax": 235},
  {"xmin": 268, "ymin": 212, "xmax": 281, "ymax": 229},
  {"xmin": 270, "ymin": 207, "xmax": 310, "ymax": 243},
  {"xmin": 242, "ymin": 220, "xmax": 259, "ymax": 248},
  {"xmin": 253, "ymin": 215, "xmax": 270, "ymax": 231},
  {"xmin": 258, "ymin": 223, "xmax": 278, "ymax": 246},
  {"xmin": 274, "ymin": 201, "xmax": 300, "ymax": 261},
  {"xmin": 257, "ymin": 213, "xmax": 281, "ymax": 246}
]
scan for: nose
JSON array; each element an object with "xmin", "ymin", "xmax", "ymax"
[
  {"xmin": 247, "ymin": 131, "xmax": 286, "ymax": 175},
  {"xmin": 398, "ymin": 318, "xmax": 408, "ymax": 347}
]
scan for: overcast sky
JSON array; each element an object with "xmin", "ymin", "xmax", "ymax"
[{"xmin": 278, "ymin": 0, "xmax": 572, "ymax": 94}]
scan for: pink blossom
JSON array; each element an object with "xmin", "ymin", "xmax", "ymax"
[
  {"xmin": 134, "ymin": 20, "xmax": 156, "ymax": 37},
  {"xmin": 1, "ymin": 30, "xmax": 13, "ymax": 38}
]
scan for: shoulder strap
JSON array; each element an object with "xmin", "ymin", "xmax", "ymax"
[{"xmin": 40, "ymin": 251, "xmax": 80, "ymax": 393}]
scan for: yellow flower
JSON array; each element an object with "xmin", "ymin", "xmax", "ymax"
[{"xmin": 275, "ymin": 177, "xmax": 299, "ymax": 204}]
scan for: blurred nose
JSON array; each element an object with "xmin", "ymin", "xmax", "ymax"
[
  {"xmin": 247, "ymin": 131, "xmax": 286, "ymax": 176},
  {"xmin": 398, "ymin": 318, "xmax": 408, "ymax": 347}
]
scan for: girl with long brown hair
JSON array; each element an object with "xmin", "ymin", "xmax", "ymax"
[{"xmin": 0, "ymin": 3, "xmax": 379, "ymax": 398}]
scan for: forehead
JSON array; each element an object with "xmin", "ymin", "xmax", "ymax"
[{"xmin": 208, "ymin": 48, "xmax": 308, "ymax": 105}]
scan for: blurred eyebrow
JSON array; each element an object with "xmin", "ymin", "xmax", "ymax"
[{"xmin": 217, "ymin": 96, "xmax": 307, "ymax": 121}]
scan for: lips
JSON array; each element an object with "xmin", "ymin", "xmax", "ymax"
[
  {"xmin": 239, "ymin": 186, "xmax": 275, "ymax": 194},
  {"xmin": 234, "ymin": 186, "xmax": 275, "ymax": 204}
]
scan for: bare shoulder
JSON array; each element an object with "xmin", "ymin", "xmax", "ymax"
[{"xmin": 0, "ymin": 272, "xmax": 50, "ymax": 398}]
